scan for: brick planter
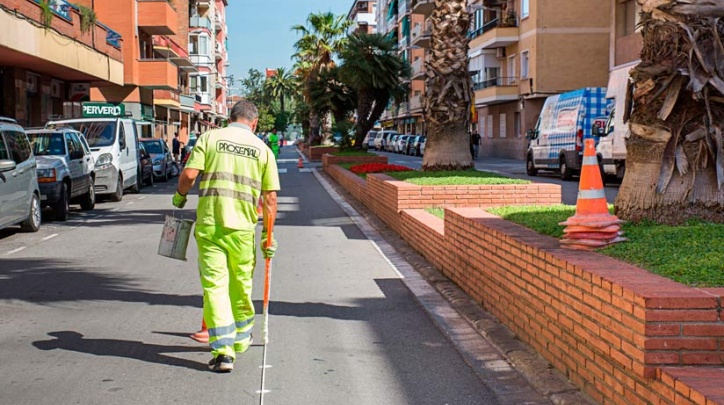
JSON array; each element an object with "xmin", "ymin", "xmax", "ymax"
[
  {"xmin": 325, "ymin": 164, "xmax": 724, "ymax": 405},
  {"xmin": 321, "ymin": 154, "xmax": 388, "ymax": 169},
  {"xmin": 302, "ymin": 146, "xmax": 340, "ymax": 161}
]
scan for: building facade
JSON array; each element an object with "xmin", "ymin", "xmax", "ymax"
[
  {"xmin": 468, "ymin": 0, "xmax": 611, "ymax": 159},
  {"xmin": 0, "ymin": 0, "xmax": 124, "ymax": 127},
  {"xmin": 347, "ymin": 0, "xmax": 377, "ymax": 34}
]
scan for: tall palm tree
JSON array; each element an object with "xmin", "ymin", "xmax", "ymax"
[
  {"xmin": 422, "ymin": 0, "xmax": 474, "ymax": 171},
  {"xmin": 264, "ymin": 67, "xmax": 296, "ymax": 114},
  {"xmin": 339, "ymin": 33, "xmax": 411, "ymax": 148},
  {"xmin": 292, "ymin": 12, "xmax": 352, "ymax": 144},
  {"xmin": 614, "ymin": 1, "xmax": 724, "ymax": 224}
]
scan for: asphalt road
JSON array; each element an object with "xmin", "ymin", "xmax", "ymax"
[
  {"xmin": 374, "ymin": 150, "xmax": 620, "ymax": 205},
  {"xmin": 0, "ymin": 147, "xmax": 517, "ymax": 405}
]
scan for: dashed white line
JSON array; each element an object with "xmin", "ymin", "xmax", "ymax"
[
  {"xmin": 126, "ymin": 201, "xmax": 134, "ymax": 205},
  {"xmin": 138, "ymin": 196, "xmax": 146, "ymax": 200},
  {"xmin": 111, "ymin": 208, "xmax": 120, "ymax": 212},
  {"xmin": 41, "ymin": 234, "xmax": 59, "ymax": 241},
  {"xmin": 4, "ymin": 247, "xmax": 26, "ymax": 256}
]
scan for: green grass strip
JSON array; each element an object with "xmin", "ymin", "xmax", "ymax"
[
  {"xmin": 386, "ymin": 170, "xmax": 530, "ymax": 186},
  {"xmin": 332, "ymin": 150, "xmax": 374, "ymax": 157}
]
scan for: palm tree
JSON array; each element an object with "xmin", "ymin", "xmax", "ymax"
[
  {"xmin": 339, "ymin": 33, "xmax": 410, "ymax": 149},
  {"xmin": 292, "ymin": 12, "xmax": 352, "ymax": 144},
  {"xmin": 421, "ymin": 0, "xmax": 474, "ymax": 171},
  {"xmin": 264, "ymin": 67, "xmax": 296, "ymax": 114},
  {"xmin": 614, "ymin": 1, "xmax": 724, "ymax": 224}
]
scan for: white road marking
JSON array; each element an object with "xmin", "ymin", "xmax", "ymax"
[
  {"xmin": 111, "ymin": 208, "xmax": 120, "ymax": 212},
  {"xmin": 4, "ymin": 247, "xmax": 26, "ymax": 256},
  {"xmin": 126, "ymin": 201, "xmax": 134, "ymax": 205},
  {"xmin": 299, "ymin": 168, "xmax": 313, "ymax": 173},
  {"xmin": 41, "ymin": 234, "xmax": 59, "ymax": 241},
  {"xmin": 277, "ymin": 159, "xmax": 297, "ymax": 163},
  {"xmin": 138, "ymin": 196, "xmax": 146, "ymax": 200},
  {"xmin": 278, "ymin": 168, "xmax": 288, "ymax": 174}
]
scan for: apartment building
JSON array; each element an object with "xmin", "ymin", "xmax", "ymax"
[
  {"xmin": 0, "ymin": 0, "xmax": 123, "ymax": 127},
  {"xmin": 189, "ymin": 0, "xmax": 229, "ymax": 135},
  {"xmin": 468, "ymin": 0, "xmax": 610, "ymax": 159},
  {"xmin": 347, "ymin": 0, "xmax": 377, "ymax": 34}
]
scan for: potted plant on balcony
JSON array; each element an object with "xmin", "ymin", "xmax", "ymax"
[
  {"xmin": 75, "ymin": 4, "xmax": 97, "ymax": 34},
  {"xmin": 38, "ymin": 0, "xmax": 53, "ymax": 30}
]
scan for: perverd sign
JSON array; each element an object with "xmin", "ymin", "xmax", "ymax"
[{"xmin": 82, "ymin": 103, "xmax": 125, "ymax": 118}]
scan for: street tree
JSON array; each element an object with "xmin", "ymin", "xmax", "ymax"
[
  {"xmin": 615, "ymin": 1, "xmax": 724, "ymax": 224},
  {"xmin": 339, "ymin": 33, "xmax": 410, "ymax": 149},
  {"xmin": 292, "ymin": 12, "xmax": 352, "ymax": 144},
  {"xmin": 264, "ymin": 67, "xmax": 297, "ymax": 114},
  {"xmin": 421, "ymin": 0, "xmax": 474, "ymax": 171}
]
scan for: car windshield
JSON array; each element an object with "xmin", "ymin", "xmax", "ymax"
[
  {"xmin": 66, "ymin": 121, "xmax": 117, "ymax": 147},
  {"xmin": 141, "ymin": 140, "xmax": 163, "ymax": 154},
  {"xmin": 27, "ymin": 132, "xmax": 65, "ymax": 156}
]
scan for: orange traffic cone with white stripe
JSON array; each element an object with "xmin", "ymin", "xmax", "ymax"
[
  {"xmin": 559, "ymin": 138, "xmax": 626, "ymax": 250},
  {"xmin": 297, "ymin": 157, "xmax": 304, "ymax": 168},
  {"xmin": 190, "ymin": 318, "xmax": 209, "ymax": 343}
]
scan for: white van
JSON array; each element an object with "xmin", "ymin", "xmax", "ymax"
[
  {"xmin": 47, "ymin": 118, "xmax": 139, "ymax": 201},
  {"xmin": 525, "ymin": 87, "xmax": 608, "ymax": 180},
  {"xmin": 597, "ymin": 67, "xmax": 632, "ymax": 181}
]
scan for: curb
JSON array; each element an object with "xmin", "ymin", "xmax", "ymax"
[{"xmin": 313, "ymin": 168, "xmax": 577, "ymax": 405}]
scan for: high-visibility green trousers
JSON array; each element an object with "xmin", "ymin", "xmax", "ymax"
[{"xmin": 195, "ymin": 225, "xmax": 256, "ymax": 359}]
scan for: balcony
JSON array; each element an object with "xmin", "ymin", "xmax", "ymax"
[
  {"xmin": 398, "ymin": 35, "xmax": 409, "ymax": 51},
  {"xmin": 196, "ymin": 0, "xmax": 211, "ymax": 10},
  {"xmin": 153, "ymin": 36, "xmax": 196, "ymax": 70},
  {"xmin": 214, "ymin": 42, "xmax": 224, "ymax": 60},
  {"xmin": 138, "ymin": 60, "xmax": 178, "ymax": 90},
  {"xmin": 411, "ymin": 57, "xmax": 425, "ymax": 80},
  {"xmin": 411, "ymin": 0, "xmax": 434, "ymax": 16},
  {"xmin": 180, "ymin": 94, "xmax": 196, "ymax": 111},
  {"xmin": 153, "ymin": 89, "xmax": 180, "ymax": 108},
  {"xmin": 473, "ymin": 77, "xmax": 519, "ymax": 105},
  {"xmin": 411, "ymin": 20, "xmax": 431, "ymax": 48},
  {"xmin": 469, "ymin": 14, "xmax": 519, "ymax": 50},
  {"xmin": 214, "ymin": 11, "xmax": 224, "ymax": 31},
  {"xmin": 190, "ymin": 16, "xmax": 213, "ymax": 31},
  {"xmin": 409, "ymin": 94, "xmax": 423, "ymax": 113},
  {"xmin": 195, "ymin": 92, "xmax": 212, "ymax": 107},
  {"xmin": 398, "ymin": 0, "xmax": 408, "ymax": 16},
  {"xmin": 138, "ymin": 0, "xmax": 177, "ymax": 35}
]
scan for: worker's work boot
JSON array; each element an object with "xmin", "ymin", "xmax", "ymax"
[{"xmin": 208, "ymin": 355, "xmax": 234, "ymax": 372}]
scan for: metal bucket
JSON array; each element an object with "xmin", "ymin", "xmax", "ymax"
[{"xmin": 158, "ymin": 215, "xmax": 194, "ymax": 261}]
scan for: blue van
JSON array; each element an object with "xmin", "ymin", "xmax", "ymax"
[{"xmin": 525, "ymin": 87, "xmax": 608, "ymax": 180}]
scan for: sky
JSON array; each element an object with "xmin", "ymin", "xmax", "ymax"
[{"xmin": 225, "ymin": 0, "xmax": 350, "ymax": 92}]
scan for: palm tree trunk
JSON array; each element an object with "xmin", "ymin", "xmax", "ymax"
[
  {"xmin": 354, "ymin": 92, "xmax": 381, "ymax": 148},
  {"xmin": 309, "ymin": 111, "xmax": 321, "ymax": 145},
  {"xmin": 614, "ymin": 1, "xmax": 724, "ymax": 224},
  {"xmin": 422, "ymin": 0, "xmax": 473, "ymax": 171}
]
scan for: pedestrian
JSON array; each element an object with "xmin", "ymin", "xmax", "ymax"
[
  {"xmin": 471, "ymin": 131, "xmax": 481, "ymax": 160},
  {"xmin": 172, "ymin": 132, "xmax": 181, "ymax": 162},
  {"xmin": 172, "ymin": 99, "xmax": 280, "ymax": 372},
  {"xmin": 268, "ymin": 128, "xmax": 280, "ymax": 160}
]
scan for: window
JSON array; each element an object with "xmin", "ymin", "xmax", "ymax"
[
  {"xmin": 521, "ymin": 50, "xmax": 529, "ymax": 79},
  {"xmin": 200, "ymin": 76, "xmax": 209, "ymax": 93},
  {"xmin": 118, "ymin": 123, "xmax": 126, "ymax": 150},
  {"xmin": 189, "ymin": 35, "xmax": 210, "ymax": 55},
  {"xmin": 500, "ymin": 113, "xmax": 507, "ymax": 138},
  {"xmin": 190, "ymin": 76, "xmax": 198, "ymax": 92},
  {"xmin": 0, "ymin": 135, "xmax": 10, "ymax": 160},
  {"xmin": 189, "ymin": 35, "xmax": 199, "ymax": 55},
  {"xmin": 617, "ymin": 0, "xmax": 641, "ymax": 37},
  {"xmin": 67, "ymin": 132, "xmax": 85, "ymax": 156},
  {"xmin": 4, "ymin": 131, "xmax": 32, "ymax": 163},
  {"xmin": 507, "ymin": 55, "xmax": 516, "ymax": 83},
  {"xmin": 522, "ymin": 0, "xmax": 529, "ymax": 18}
]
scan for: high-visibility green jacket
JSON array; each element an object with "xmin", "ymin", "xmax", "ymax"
[{"xmin": 185, "ymin": 123, "xmax": 280, "ymax": 231}]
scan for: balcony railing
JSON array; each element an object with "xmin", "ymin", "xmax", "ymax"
[
  {"xmin": 190, "ymin": 15, "xmax": 212, "ymax": 30},
  {"xmin": 468, "ymin": 12, "xmax": 518, "ymax": 39},
  {"xmin": 473, "ymin": 77, "xmax": 517, "ymax": 90}
]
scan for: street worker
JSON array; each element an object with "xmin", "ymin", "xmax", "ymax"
[
  {"xmin": 172, "ymin": 99, "xmax": 280, "ymax": 372},
  {"xmin": 268, "ymin": 128, "xmax": 280, "ymax": 159}
]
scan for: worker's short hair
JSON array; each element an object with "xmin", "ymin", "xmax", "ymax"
[{"xmin": 230, "ymin": 99, "xmax": 258, "ymax": 122}]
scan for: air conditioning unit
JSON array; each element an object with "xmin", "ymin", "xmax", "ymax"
[{"xmin": 496, "ymin": 48, "xmax": 506, "ymax": 59}]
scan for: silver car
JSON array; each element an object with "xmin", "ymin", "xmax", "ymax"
[
  {"xmin": 139, "ymin": 138, "xmax": 174, "ymax": 182},
  {"xmin": 26, "ymin": 128, "xmax": 96, "ymax": 221},
  {"xmin": 0, "ymin": 117, "xmax": 41, "ymax": 232}
]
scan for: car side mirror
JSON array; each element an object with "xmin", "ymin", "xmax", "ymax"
[
  {"xmin": 70, "ymin": 150, "xmax": 84, "ymax": 160},
  {"xmin": 526, "ymin": 129, "xmax": 538, "ymax": 140},
  {"xmin": 0, "ymin": 159, "xmax": 17, "ymax": 172},
  {"xmin": 606, "ymin": 125, "xmax": 614, "ymax": 135}
]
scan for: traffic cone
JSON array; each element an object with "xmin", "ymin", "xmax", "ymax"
[
  {"xmin": 190, "ymin": 318, "xmax": 209, "ymax": 343},
  {"xmin": 559, "ymin": 139, "xmax": 626, "ymax": 250},
  {"xmin": 297, "ymin": 157, "xmax": 304, "ymax": 168}
]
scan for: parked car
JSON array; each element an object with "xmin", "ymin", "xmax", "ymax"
[
  {"xmin": 387, "ymin": 135, "xmax": 399, "ymax": 152},
  {"xmin": 525, "ymin": 87, "xmax": 608, "ymax": 180},
  {"xmin": 0, "ymin": 117, "xmax": 41, "ymax": 232},
  {"xmin": 410, "ymin": 135, "xmax": 425, "ymax": 156},
  {"xmin": 137, "ymin": 142, "xmax": 154, "ymax": 187},
  {"xmin": 399, "ymin": 135, "xmax": 414, "ymax": 154},
  {"xmin": 26, "ymin": 128, "xmax": 96, "ymax": 220},
  {"xmin": 419, "ymin": 136, "xmax": 426, "ymax": 157},
  {"xmin": 374, "ymin": 130, "xmax": 397, "ymax": 151},
  {"xmin": 47, "ymin": 117, "xmax": 140, "ymax": 201},
  {"xmin": 365, "ymin": 130, "xmax": 378, "ymax": 150},
  {"xmin": 182, "ymin": 137, "xmax": 197, "ymax": 166},
  {"xmin": 139, "ymin": 138, "xmax": 174, "ymax": 182}
]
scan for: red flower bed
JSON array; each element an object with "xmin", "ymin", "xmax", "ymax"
[{"xmin": 349, "ymin": 163, "xmax": 414, "ymax": 175}]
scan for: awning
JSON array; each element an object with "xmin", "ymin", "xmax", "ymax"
[
  {"xmin": 387, "ymin": 0, "xmax": 398, "ymax": 20},
  {"xmin": 401, "ymin": 16, "xmax": 410, "ymax": 37}
]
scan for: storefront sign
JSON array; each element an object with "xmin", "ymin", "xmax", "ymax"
[{"xmin": 82, "ymin": 103, "xmax": 125, "ymax": 118}]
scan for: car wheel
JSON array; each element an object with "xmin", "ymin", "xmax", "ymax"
[
  {"xmin": 560, "ymin": 156, "xmax": 573, "ymax": 181},
  {"xmin": 54, "ymin": 182, "xmax": 70, "ymax": 221},
  {"xmin": 129, "ymin": 171, "xmax": 140, "ymax": 194},
  {"xmin": 136, "ymin": 168, "xmax": 144, "ymax": 190},
  {"xmin": 80, "ymin": 178, "xmax": 96, "ymax": 210},
  {"xmin": 161, "ymin": 167, "xmax": 169, "ymax": 182},
  {"xmin": 145, "ymin": 170, "xmax": 154, "ymax": 186},
  {"xmin": 526, "ymin": 154, "xmax": 538, "ymax": 176},
  {"xmin": 110, "ymin": 174, "xmax": 123, "ymax": 202},
  {"xmin": 20, "ymin": 194, "xmax": 41, "ymax": 232}
]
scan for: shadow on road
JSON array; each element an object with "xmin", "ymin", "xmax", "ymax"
[
  {"xmin": 0, "ymin": 258, "xmax": 201, "ymax": 307},
  {"xmin": 33, "ymin": 331, "xmax": 208, "ymax": 371}
]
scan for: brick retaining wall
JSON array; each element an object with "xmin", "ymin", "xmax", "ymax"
[
  {"xmin": 302, "ymin": 146, "xmax": 339, "ymax": 161},
  {"xmin": 321, "ymin": 154, "xmax": 388, "ymax": 169},
  {"xmin": 325, "ymin": 164, "xmax": 724, "ymax": 404}
]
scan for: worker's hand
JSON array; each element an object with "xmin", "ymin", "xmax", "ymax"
[
  {"xmin": 261, "ymin": 230, "xmax": 277, "ymax": 259},
  {"xmin": 172, "ymin": 191, "xmax": 187, "ymax": 209}
]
